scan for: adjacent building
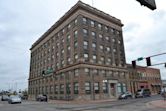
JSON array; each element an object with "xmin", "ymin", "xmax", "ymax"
[
  {"xmin": 28, "ymin": 1, "xmax": 128, "ymax": 100},
  {"xmin": 128, "ymin": 64, "xmax": 162, "ymax": 94}
]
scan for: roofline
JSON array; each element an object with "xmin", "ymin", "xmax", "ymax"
[{"xmin": 30, "ymin": 1, "xmax": 123, "ymax": 50}]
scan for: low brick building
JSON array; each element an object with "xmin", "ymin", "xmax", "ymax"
[{"xmin": 128, "ymin": 64, "xmax": 162, "ymax": 94}]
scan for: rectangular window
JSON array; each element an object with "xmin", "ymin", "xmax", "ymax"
[
  {"xmin": 55, "ymin": 85, "xmax": 58, "ymax": 94},
  {"xmin": 98, "ymin": 23, "xmax": 102, "ymax": 30},
  {"xmin": 83, "ymin": 29, "xmax": 88, "ymax": 37},
  {"xmin": 94, "ymin": 82, "xmax": 99, "ymax": 93},
  {"xmin": 84, "ymin": 53, "xmax": 89, "ymax": 61},
  {"xmin": 91, "ymin": 20, "xmax": 95, "ymax": 27},
  {"xmin": 92, "ymin": 43, "xmax": 96, "ymax": 51},
  {"xmin": 74, "ymin": 82, "xmax": 79, "ymax": 94},
  {"xmin": 85, "ymin": 68, "xmax": 90, "ymax": 76},
  {"xmin": 92, "ymin": 55, "xmax": 97, "ymax": 63},
  {"xmin": 66, "ymin": 83, "xmax": 71, "ymax": 94},
  {"xmin": 74, "ymin": 69, "xmax": 79, "ymax": 77},
  {"xmin": 85, "ymin": 82, "xmax": 91, "ymax": 94},
  {"xmin": 60, "ymin": 84, "xmax": 64, "ymax": 94},
  {"xmin": 83, "ymin": 17, "xmax": 87, "ymax": 24},
  {"xmin": 103, "ymin": 82, "xmax": 108, "ymax": 93},
  {"xmin": 83, "ymin": 41, "xmax": 88, "ymax": 49},
  {"xmin": 74, "ymin": 30, "xmax": 78, "ymax": 40},
  {"xmin": 91, "ymin": 31, "xmax": 96, "ymax": 39}
]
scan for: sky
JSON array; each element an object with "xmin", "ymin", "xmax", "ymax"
[{"xmin": 0, "ymin": 0, "xmax": 166, "ymax": 91}]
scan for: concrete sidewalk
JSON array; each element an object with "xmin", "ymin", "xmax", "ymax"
[
  {"xmin": 148, "ymin": 100, "xmax": 166, "ymax": 108},
  {"xmin": 48, "ymin": 98, "xmax": 117, "ymax": 104}
]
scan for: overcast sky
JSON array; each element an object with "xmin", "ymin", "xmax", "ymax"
[{"xmin": 0, "ymin": 0, "xmax": 166, "ymax": 91}]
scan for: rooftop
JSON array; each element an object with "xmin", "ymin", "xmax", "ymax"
[{"xmin": 30, "ymin": 1, "xmax": 123, "ymax": 50}]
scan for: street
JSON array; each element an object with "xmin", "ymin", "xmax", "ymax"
[{"xmin": 0, "ymin": 95, "xmax": 165, "ymax": 111}]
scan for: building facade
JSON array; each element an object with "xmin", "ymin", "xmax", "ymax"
[
  {"xmin": 128, "ymin": 64, "xmax": 162, "ymax": 94},
  {"xmin": 28, "ymin": 1, "xmax": 129, "ymax": 100}
]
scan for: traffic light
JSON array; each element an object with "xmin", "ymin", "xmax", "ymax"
[
  {"xmin": 165, "ymin": 63, "xmax": 166, "ymax": 68},
  {"xmin": 136, "ymin": 0, "xmax": 156, "ymax": 10},
  {"xmin": 146, "ymin": 57, "xmax": 151, "ymax": 66},
  {"xmin": 132, "ymin": 61, "xmax": 136, "ymax": 68}
]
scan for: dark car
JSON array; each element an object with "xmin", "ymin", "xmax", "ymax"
[
  {"xmin": 1, "ymin": 95, "xmax": 9, "ymax": 101},
  {"xmin": 36, "ymin": 94, "xmax": 47, "ymax": 102},
  {"xmin": 135, "ymin": 89, "xmax": 151, "ymax": 98},
  {"xmin": 118, "ymin": 92, "xmax": 133, "ymax": 100}
]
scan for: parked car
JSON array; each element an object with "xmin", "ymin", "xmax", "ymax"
[
  {"xmin": 135, "ymin": 89, "xmax": 151, "ymax": 98},
  {"xmin": 36, "ymin": 94, "xmax": 47, "ymax": 102},
  {"xmin": 118, "ymin": 92, "xmax": 133, "ymax": 100},
  {"xmin": 8, "ymin": 95, "xmax": 21, "ymax": 104},
  {"xmin": 1, "ymin": 95, "xmax": 9, "ymax": 101}
]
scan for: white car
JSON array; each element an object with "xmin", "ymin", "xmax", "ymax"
[{"xmin": 8, "ymin": 95, "xmax": 21, "ymax": 104}]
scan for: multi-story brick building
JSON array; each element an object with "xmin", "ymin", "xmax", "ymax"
[
  {"xmin": 128, "ymin": 64, "xmax": 162, "ymax": 94},
  {"xmin": 28, "ymin": 1, "xmax": 129, "ymax": 100}
]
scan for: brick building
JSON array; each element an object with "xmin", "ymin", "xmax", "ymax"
[
  {"xmin": 28, "ymin": 1, "xmax": 129, "ymax": 100},
  {"xmin": 128, "ymin": 64, "xmax": 162, "ymax": 94}
]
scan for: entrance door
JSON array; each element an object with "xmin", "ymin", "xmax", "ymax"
[{"xmin": 110, "ymin": 83, "xmax": 116, "ymax": 98}]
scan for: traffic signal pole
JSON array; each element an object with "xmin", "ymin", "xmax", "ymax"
[{"xmin": 131, "ymin": 52, "xmax": 166, "ymax": 68}]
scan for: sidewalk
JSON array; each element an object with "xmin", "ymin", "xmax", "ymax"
[
  {"xmin": 48, "ymin": 98, "xmax": 117, "ymax": 104},
  {"xmin": 148, "ymin": 100, "xmax": 166, "ymax": 108}
]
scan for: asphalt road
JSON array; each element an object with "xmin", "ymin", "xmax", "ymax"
[{"xmin": 0, "ymin": 95, "xmax": 165, "ymax": 111}]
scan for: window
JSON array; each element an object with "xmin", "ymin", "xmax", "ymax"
[
  {"xmin": 105, "ymin": 36, "xmax": 109, "ymax": 41},
  {"xmin": 83, "ymin": 29, "xmax": 88, "ymax": 36},
  {"xmin": 112, "ymin": 38, "xmax": 115, "ymax": 43},
  {"xmin": 90, "ymin": 20, "xmax": 95, "ymax": 27},
  {"xmin": 92, "ymin": 55, "xmax": 97, "ymax": 63},
  {"xmin": 74, "ymin": 69, "xmax": 79, "ymax": 77},
  {"xmin": 83, "ymin": 17, "xmax": 87, "ymax": 24},
  {"xmin": 93, "ymin": 69, "xmax": 98, "ymax": 75},
  {"xmin": 50, "ymin": 85, "xmax": 53, "ymax": 94},
  {"xmin": 66, "ymin": 83, "xmax": 71, "ymax": 94},
  {"xmin": 105, "ymin": 26, "xmax": 108, "ymax": 32},
  {"xmin": 100, "ymin": 45, "xmax": 104, "ymax": 51},
  {"xmin": 74, "ymin": 54, "xmax": 78, "ymax": 61},
  {"xmin": 67, "ymin": 35, "xmax": 70, "ymax": 42},
  {"xmin": 106, "ymin": 47, "xmax": 110, "ymax": 52},
  {"xmin": 94, "ymin": 82, "xmax": 99, "ymax": 93},
  {"xmin": 60, "ymin": 73, "xmax": 64, "ymax": 79},
  {"xmin": 103, "ymin": 82, "xmax": 108, "ymax": 93},
  {"xmin": 61, "ymin": 60, "xmax": 64, "ymax": 66},
  {"xmin": 99, "ymin": 34, "xmax": 103, "ymax": 39},
  {"xmin": 91, "ymin": 31, "xmax": 96, "ymax": 39},
  {"xmin": 67, "ymin": 46, "xmax": 71, "ymax": 51},
  {"xmin": 107, "ymin": 58, "xmax": 111, "ymax": 65},
  {"xmin": 74, "ymin": 82, "xmax": 79, "ymax": 94},
  {"xmin": 113, "ymin": 49, "xmax": 116, "ymax": 52},
  {"xmin": 74, "ymin": 19, "xmax": 77, "ymax": 25},
  {"xmin": 74, "ymin": 30, "xmax": 78, "ymax": 40},
  {"xmin": 74, "ymin": 42, "xmax": 78, "ymax": 48},
  {"xmin": 85, "ymin": 68, "xmax": 90, "ymax": 76},
  {"xmin": 60, "ymin": 84, "xmax": 64, "ymax": 94},
  {"xmin": 101, "ymin": 57, "xmax": 105, "ymax": 64},
  {"xmin": 92, "ymin": 43, "xmax": 96, "ymax": 50},
  {"xmin": 83, "ymin": 41, "xmax": 88, "ymax": 49},
  {"xmin": 84, "ymin": 53, "xmax": 89, "ymax": 60},
  {"xmin": 67, "ymin": 24, "xmax": 71, "ymax": 30},
  {"xmin": 85, "ymin": 82, "xmax": 91, "ymax": 94},
  {"xmin": 98, "ymin": 24, "xmax": 102, "ymax": 30},
  {"xmin": 118, "ymin": 40, "xmax": 121, "ymax": 44},
  {"xmin": 67, "ymin": 57, "xmax": 71, "ymax": 64}
]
